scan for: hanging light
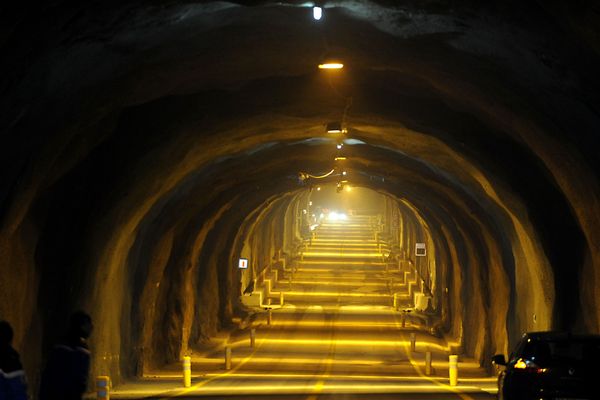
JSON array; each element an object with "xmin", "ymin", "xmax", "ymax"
[
  {"xmin": 313, "ymin": 6, "xmax": 322, "ymax": 20},
  {"xmin": 326, "ymin": 121, "xmax": 342, "ymax": 134},
  {"xmin": 318, "ymin": 62, "xmax": 344, "ymax": 70}
]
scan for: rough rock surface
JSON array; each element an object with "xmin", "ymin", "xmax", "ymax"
[{"xmin": 0, "ymin": 0, "xmax": 598, "ymax": 389}]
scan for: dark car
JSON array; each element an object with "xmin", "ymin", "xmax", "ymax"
[{"xmin": 492, "ymin": 331, "xmax": 600, "ymax": 400}]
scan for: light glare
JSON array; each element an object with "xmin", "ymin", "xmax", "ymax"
[
  {"xmin": 318, "ymin": 63, "xmax": 344, "ymax": 70},
  {"xmin": 313, "ymin": 6, "xmax": 322, "ymax": 20},
  {"xmin": 327, "ymin": 211, "xmax": 348, "ymax": 221}
]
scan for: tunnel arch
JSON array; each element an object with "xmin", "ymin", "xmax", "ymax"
[{"xmin": 0, "ymin": 0, "xmax": 598, "ymax": 392}]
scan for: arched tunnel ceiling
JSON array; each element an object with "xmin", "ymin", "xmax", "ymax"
[{"xmin": 1, "ymin": 0, "xmax": 600, "ymax": 382}]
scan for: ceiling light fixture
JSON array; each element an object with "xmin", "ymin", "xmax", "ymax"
[
  {"xmin": 313, "ymin": 6, "xmax": 322, "ymax": 20},
  {"xmin": 326, "ymin": 121, "xmax": 342, "ymax": 134},
  {"xmin": 318, "ymin": 62, "xmax": 344, "ymax": 70}
]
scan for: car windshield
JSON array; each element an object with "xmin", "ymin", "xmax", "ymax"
[{"xmin": 521, "ymin": 338, "xmax": 600, "ymax": 366}]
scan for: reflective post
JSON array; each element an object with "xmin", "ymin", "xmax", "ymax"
[
  {"xmin": 250, "ymin": 328, "xmax": 256, "ymax": 348},
  {"xmin": 280, "ymin": 292, "xmax": 284, "ymax": 306},
  {"xmin": 96, "ymin": 376, "xmax": 110, "ymax": 400},
  {"xmin": 182, "ymin": 356, "xmax": 191, "ymax": 388},
  {"xmin": 401, "ymin": 312, "xmax": 406, "ymax": 328},
  {"xmin": 425, "ymin": 351, "xmax": 432, "ymax": 375},
  {"xmin": 449, "ymin": 355, "xmax": 458, "ymax": 386},
  {"xmin": 393, "ymin": 293, "xmax": 398, "ymax": 310},
  {"xmin": 410, "ymin": 332, "xmax": 416, "ymax": 352},
  {"xmin": 267, "ymin": 309, "xmax": 272, "ymax": 325},
  {"xmin": 225, "ymin": 346, "xmax": 232, "ymax": 370}
]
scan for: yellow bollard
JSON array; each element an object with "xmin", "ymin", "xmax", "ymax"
[
  {"xmin": 267, "ymin": 309, "xmax": 273, "ymax": 325},
  {"xmin": 449, "ymin": 355, "xmax": 458, "ymax": 386},
  {"xmin": 393, "ymin": 293, "xmax": 397, "ymax": 310},
  {"xmin": 280, "ymin": 292, "xmax": 284, "ymax": 306},
  {"xmin": 250, "ymin": 328, "xmax": 256, "ymax": 348},
  {"xmin": 410, "ymin": 332, "xmax": 416, "ymax": 352},
  {"xmin": 401, "ymin": 312, "xmax": 406, "ymax": 328},
  {"xmin": 425, "ymin": 351, "xmax": 432, "ymax": 375},
  {"xmin": 96, "ymin": 376, "xmax": 110, "ymax": 400},
  {"xmin": 225, "ymin": 347, "xmax": 232, "ymax": 370},
  {"xmin": 182, "ymin": 356, "xmax": 191, "ymax": 388}
]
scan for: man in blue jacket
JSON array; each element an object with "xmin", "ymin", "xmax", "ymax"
[
  {"xmin": 39, "ymin": 311, "xmax": 93, "ymax": 400},
  {"xmin": 0, "ymin": 320, "xmax": 28, "ymax": 400}
]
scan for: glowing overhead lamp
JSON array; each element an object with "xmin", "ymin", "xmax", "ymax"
[
  {"xmin": 318, "ymin": 62, "xmax": 344, "ymax": 70},
  {"xmin": 326, "ymin": 121, "xmax": 342, "ymax": 134},
  {"xmin": 316, "ymin": 186, "xmax": 321, "ymax": 191},
  {"xmin": 313, "ymin": 6, "xmax": 322, "ymax": 20},
  {"xmin": 342, "ymin": 171, "xmax": 347, "ymax": 176}
]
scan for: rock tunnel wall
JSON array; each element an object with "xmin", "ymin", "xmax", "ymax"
[{"xmin": 0, "ymin": 0, "xmax": 598, "ymax": 392}]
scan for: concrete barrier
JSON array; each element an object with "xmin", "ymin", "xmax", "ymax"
[{"xmin": 415, "ymin": 293, "xmax": 433, "ymax": 311}]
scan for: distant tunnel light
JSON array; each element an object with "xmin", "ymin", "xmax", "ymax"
[
  {"xmin": 327, "ymin": 211, "xmax": 348, "ymax": 221},
  {"xmin": 318, "ymin": 62, "xmax": 344, "ymax": 70},
  {"xmin": 337, "ymin": 143, "xmax": 343, "ymax": 149},
  {"xmin": 313, "ymin": 6, "xmax": 322, "ymax": 20}
]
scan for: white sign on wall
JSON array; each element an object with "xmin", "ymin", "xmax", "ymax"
[
  {"xmin": 238, "ymin": 258, "xmax": 249, "ymax": 269},
  {"xmin": 415, "ymin": 243, "xmax": 426, "ymax": 257}
]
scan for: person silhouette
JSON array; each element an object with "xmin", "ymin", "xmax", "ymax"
[
  {"xmin": 39, "ymin": 311, "xmax": 93, "ymax": 400},
  {"xmin": 0, "ymin": 320, "xmax": 28, "ymax": 400}
]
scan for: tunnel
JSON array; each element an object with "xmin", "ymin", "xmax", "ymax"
[{"xmin": 1, "ymin": 1, "xmax": 599, "ymax": 397}]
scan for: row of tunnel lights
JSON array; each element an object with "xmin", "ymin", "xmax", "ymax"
[
  {"xmin": 297, "ymin": 4, "xmax": 350, "ymax": 193},
  {"xmin": 313, "ymin": 6, "xmax": 345, "ymax": 70}
]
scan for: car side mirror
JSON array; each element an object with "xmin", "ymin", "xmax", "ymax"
[{"xmin": 492, "ymin": 354, "xmax": 507, "ymax": 366}]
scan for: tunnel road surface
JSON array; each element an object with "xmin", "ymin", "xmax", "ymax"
[
  {"xmin": 107, "ymin": 217, "xmax": 497, "ymax": 399},
  {"xmin": 109, "ymin": 394, "xmax": 495, "ymax": 400}
]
